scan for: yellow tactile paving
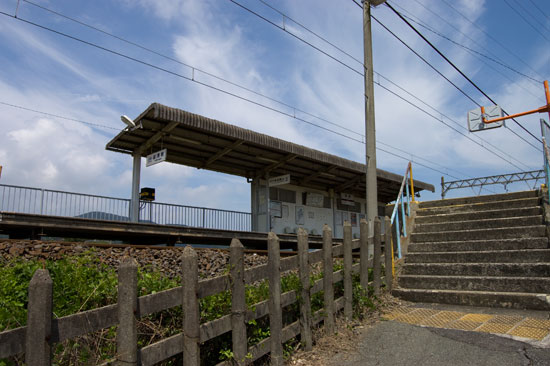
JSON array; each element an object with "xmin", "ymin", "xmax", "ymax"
[
  {"xmin": 508, "ymin": 326, "xmax": 550, "ymax": 341},
  {"xmin": 477, "ymin": 322, "xmax": 515, "ymax": 334},
  {"xmin": 408, "ymin": 308, "xmax": 442, "ymax": 317},
  {"xmin": 394, "ymin": 314, "xmax": 429, "ymax": 324},
  {"xmin": 445, "ymin": 320, "xmax": 483, "ymax": 331},
  {"xmin": 386, "ymin": 307, "xmax": 550, "ymax": 342},
  {"xmin": 519, "ymin": 318, "xmax": 550, "ymax": 330},
  {"xmin": 460, "ymin": 313, "xmax": 494, "ymax": 323},
  {"xmin": 487, "ymin": 315, "xmax": 524, "ymax": 325}
]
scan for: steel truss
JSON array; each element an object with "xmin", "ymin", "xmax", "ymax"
[{"xmin": 441, "ymin": 170, "xmax": 545, "ymax": 199}]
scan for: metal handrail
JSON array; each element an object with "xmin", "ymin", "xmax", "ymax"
[
  {"xmin": 390, "ymin": 162, "xmax": 415, "ymax": 259},
  {"xmin": 0, "ymin": 184, "xmax": 252, "ymax": 231}
]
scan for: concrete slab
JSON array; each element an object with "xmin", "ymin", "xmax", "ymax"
[{"xmin": 326, "ymin": 321, "xmax": 550, "ymax": 366}]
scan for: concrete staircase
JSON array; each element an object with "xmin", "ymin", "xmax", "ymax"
[{"xmin": 393, "ymin": 190, "xmax": 550, "ymax": 310}]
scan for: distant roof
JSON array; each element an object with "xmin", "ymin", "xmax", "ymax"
[{"xmin": 106, "ymin": 103, "xmax": 434, "ymax": 203}]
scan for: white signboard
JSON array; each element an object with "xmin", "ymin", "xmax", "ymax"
[
  {"xmin": 268, "ymin": 174, "xmax": 290, "ymax": 187},
  {"xmin": 341, "ymin": 193, "xmax": 354, "ymax": 200},
  {"xmin": 146, "ymin": 149, "xmax": 167, "ymax": 167}
]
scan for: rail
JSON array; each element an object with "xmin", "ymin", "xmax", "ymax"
[
  {"xmin": 0, "ymin": 184, "xmax": 251, "ymax": 231},
  {"xmin": 390, "ymin": 161, "xmax": 415, "ymax": 259}
]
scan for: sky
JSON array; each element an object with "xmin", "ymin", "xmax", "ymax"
[{"xmin": 0, "ymin": 0, "xmax": 549, "ymax": 213}]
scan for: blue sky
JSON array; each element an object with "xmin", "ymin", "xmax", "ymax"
[{"xmin": 0, "ymin": 0, "xmax": 548, "ymax": 212}]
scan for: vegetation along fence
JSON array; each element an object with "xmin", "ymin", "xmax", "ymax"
[{"xmin": 0, "ymin": 217, "xmax": 393, "ymax": 365}]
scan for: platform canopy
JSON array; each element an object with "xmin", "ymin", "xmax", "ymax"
[{"xmin": 106, "ymin": 103, "xmax": 434, "ymax": 203}]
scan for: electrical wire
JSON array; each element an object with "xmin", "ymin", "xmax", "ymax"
[
  {"xmin": 17, "ymin": 0, "xmax": 526, "ymax": 176},
  {"xmin": 384, "ymin": 2, "xmax": 543, "ymax": 150},
  {"xmin": 393, "ymin": 11, "xmax": 545, "ymax": 104},
  {"xmin": 0, "ymin": 11, "xmax": 478, "ymax": 181},
  {"xmin": 527, "ymin": 0, "xmax": 549, "ymax": 20},
  {"xmin": 2, "ymin": 3, "xmax": 535, "ymax": 179},
  {"xmin": 254, "ymin": 0, "xmax": 533, "ymax": 170},
  {"xmin": 512, "ymin": 0, "xmax": 550, "ymax": 33},
  {"xmin": 503, "ymin": 0, "xmax": 550, "ymax": 43},
  {"xmin": 393, "ymin": 2, "xmax": 542, "ymax": 85},
  {"xmin": 439, "ymin": 0, "xmax": 546, "ymax": 82},
  {"xmin": 0, "ymin": 101, "xmax": 118, "ymax": 131}
]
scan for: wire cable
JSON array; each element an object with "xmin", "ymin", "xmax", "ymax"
[
  {"xmin": 393, "ymin": 2, "xmax": 543, "ymax": 85},
  {"xmin": 3, "ymin": 4, "xmax": 535, "ymax": 178},
  {"xmin": 385, "ymin": 1, "xmax": 543, "ymax": 150},
  {"xmin": 503, "ymin": 0, "xmax": 550, "ymax": 43},
  {"xmin": 440, "ymin": 0, "xmax": 546, "ymax": 82},
  {"xmin": 0, "ymin": 101, "xmax": 118, "ymax": 131},
  {"xmin": 512, "ymin": 0, "xmax": 550, "ymax": 33},
  {"xmin": 527, "ymin": 0, "xmax": 549, "ymax": 19}
]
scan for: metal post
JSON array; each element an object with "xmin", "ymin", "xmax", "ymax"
[
  {"xmin": 265, "ymin": 174, "xmax": 270, "ymax": 232},
  {"xmin": 363, "ymin": 0, "xmax": 380, "ymax": 225},
  {"xmin": 130, "ymin": 153, "xmax": 141, "ymax": 222}
]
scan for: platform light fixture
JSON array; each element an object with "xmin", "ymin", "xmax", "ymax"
[{"xmin": 120, "ymin": 115, "xmax": 136, "ymax": 128}]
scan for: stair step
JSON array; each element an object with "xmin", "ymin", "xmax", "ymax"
[
  {"xmin": 411, "ymin": 226, "xmax": 546, "ymax": 243},
  {"xmin": 408, "ymin": 237, "xmax": 549, "ymax": 252},
  {"xmin": 402, "ymin": 263, "xmax": 550, "ymax": 277},
  {"xmin": 392, "ymin": 288, "xmax": 550, "ymax": 310},
  {"xmin": 419, "ymin": 190, "xmax": 538, "ymax": 209},
  {"xmin": 416, "ymin": 197, "xmax": 540, "ymax": 216},
  {"xmin": 405, "ymin": 249, "xmax": 550, "ymax": 263},
  {"xmin": 398, "ymin": 275, "xmax": 550, "ymax": 293},
  {"xmin": 415, "ymin": 206, "xmax": 542, "ymax": 224},
  {"xmin": 414, "ymin": 216, "xmax": 542, "ymax": 233}
]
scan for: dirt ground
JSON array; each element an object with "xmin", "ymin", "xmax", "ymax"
[{"xmin": 287, "ymin": 292, "xmax": 409, "ymax": 365}]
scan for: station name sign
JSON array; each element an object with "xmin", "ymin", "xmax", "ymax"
[
  {"xmin": 146, "ymin": 149, "xmax": 167, "ymax": 167},
  {"xmin": 268, "ymin": 174, "xmax": 291, "ymax": 187}
]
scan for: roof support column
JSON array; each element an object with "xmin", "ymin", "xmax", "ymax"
[
  {"xmin": 130, "ymin": 152, "xmax": 141, "ymax": 223},
  {"xmin": 265, "ymin": 173, "xmax": 270, "ymax": 232}
]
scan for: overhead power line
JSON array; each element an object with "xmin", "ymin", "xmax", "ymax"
[
  {"xmin": 15, "ymin": 0, "xmax": 469, "ymax": 173},
  {"xmin": 0, "ymin": 101, "xmax": 118, "ymax": 131},
  {"xmin": 512, "ymin": 0, "xmax": 550, "ymax": 33},
  {"xmin": 3, "ymin": 3, "xmax": 536, "ymax": 178},
  {"xmin": 384, "ymin": 1, "xmax": 543, "ymax": 150},
  {"xmin": 392, "ymin": 2, "xmax": 542, "ymax": 85},
  {"xmin": 0, "ymin": 10, "xmax": 473, "ymax": 181},
  {"xmin": 439, "ymin": 0, "xmax": 545, "ymax": 82},
  {"xmin": 503, "ymin": 0, "xmax": 550, "ymax": 43},
  {"xmin": 526, "ymin": 0, "xmax": 550, "ymax": 20}
]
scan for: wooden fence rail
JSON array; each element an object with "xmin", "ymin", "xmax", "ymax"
[{"xmin": 0, "ymin": 218, "xmax": 394, "ymax": 365}]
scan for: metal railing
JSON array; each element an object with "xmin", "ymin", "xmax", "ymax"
[
  {"xmin": 390, "ymin": 161, "xmax": 415, "ymax": 259},
  {"xmin": 140, "ymin": 201, "xmax": 251, "ymax": 231},
  {"xmin": 541, "ymin": 119, "xmax": 550, "ymax": 204},
  {"xmin": 0, "ymin": 184, "xmax": 251, "ymax": 231}
]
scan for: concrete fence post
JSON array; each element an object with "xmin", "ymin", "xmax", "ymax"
[
  {"xmin": 297, "ymin": 228, "xmax": 312, "ymax": 351},
  {"xmin": 182, "ymin": 246, "xmax": 200, "ymax": 366},
  {"xmin": 116, "ymin": 257, "xmax": 138, "ymax": 366},
  {"xmin": 230, "ymin": 239, "xmax": 247, "ymax": 365},
  {"xmin": 268, "ymin": 232, "xmax": 283, "ymax": 366},
  {"xmin": 322, "ymin": 225, "xmax": 334, "ymax": 334},
  {"xmin": 373, "ymin": 217, "xmax": 382, "ymax": 296},
  {"xmin": 343, "ymin": 221, "xmax": 353, "ymax": 319},
  {"xmin": 359, "ymin": 218, "xmax": 369, "ymax": 291},
  {"xmin": 384, "ymin": 216, "xmax": 394, "ymax": 292},
  {"xmin": 25, "ymin": 269, "xmax": 53, "ymax": 366}
]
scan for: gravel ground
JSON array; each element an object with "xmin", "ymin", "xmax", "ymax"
[{"xmin": 0, "ymin": 240, "xmax": 268, "ymax": 279}]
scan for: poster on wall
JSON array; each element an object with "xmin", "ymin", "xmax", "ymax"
[
  {"xmin": 270, "ymin": 201, "xmax": 282, "ymax": 218},
  {"xmin": 282, "ymin": 204, "xmax": 289, "ymax": 219},
  {"xmin": 342, "ymin": 211, "xmax": 349, "ymax": 225},
  {"xmin": 295, "ymin": 206, "xmax": 305, "ymax": 225},
  {"xmin": 306, "ymin": 192, "xmax": 324, "ymax": 207},
  {"xmin": 335, "ymin": 211, "xmax": 342, "ymax": 226},
  {"xmin": 351, "ymin": 213, "xmax": 357, "ymax": 226}
]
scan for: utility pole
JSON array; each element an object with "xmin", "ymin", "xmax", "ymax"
[{"xmin": 363, "ymin": 0, "xmax": 385, "ymax": 223}]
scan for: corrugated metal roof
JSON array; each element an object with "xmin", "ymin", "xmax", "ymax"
[{"xmin": 106, "ymin": 103, "xmax": 434, "ymax": 202}]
